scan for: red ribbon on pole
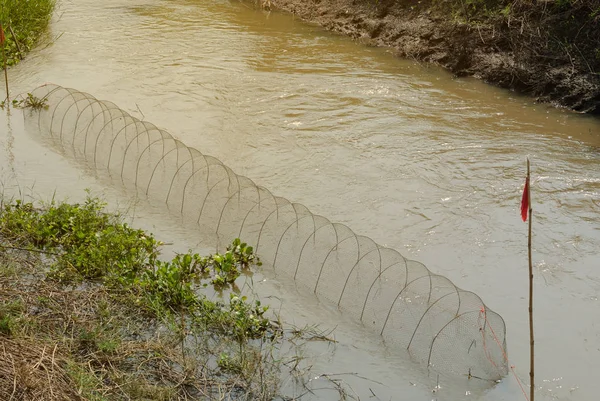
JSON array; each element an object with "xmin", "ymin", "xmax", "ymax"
[
  {"xmin": 521, "ymin": 176, "xmax": 529, "ymax": 222},
  {"xmin": 0, "ymin": 25, "xmax": 5, "ymax": 45}
]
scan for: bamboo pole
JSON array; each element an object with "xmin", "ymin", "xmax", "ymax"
[{"xmin": 527, "ymin": 158, "xmax": 535, "ymax": 401}]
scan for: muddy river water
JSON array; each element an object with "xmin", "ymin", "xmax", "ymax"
[{"xmin": 1, "ymin": 0, "xmax": 599, "ymax": 400}]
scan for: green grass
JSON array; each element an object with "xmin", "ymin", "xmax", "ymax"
[
  {"xmin": 0, "ymin": 0, "xmax": 56, "ymax": 66},
  {"xmin": 0, "ymin": 196, "xmax": 274, "ymax": 338},
  {"xmin": 0, "ymin": 195, "xmax": 286, "ymax": 399}
]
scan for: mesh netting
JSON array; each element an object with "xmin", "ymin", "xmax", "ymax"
[{"xmin": 25, "ymin": 84, "xmax": 508, "ymax": 381}]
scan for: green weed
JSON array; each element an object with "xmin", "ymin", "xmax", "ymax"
[
  {"xmin": 0, "ymin": 195, "xmax": 289, "ymax": 399},
  {"xmin": 65, "ymin": 360, "xmax": 108, "ymax": 401},
  {"xmin": 0, "ymin": 299, "xmax": 24, "ymax": 336},
  {"xmin": 0, "ymin": 315, "xmax": 12, "ymax": 335},
  {"xmin": 0, "ymin": 0, "xmax": 56, "ymax": 66},
  {"xmin": 0, "ymin": 195, "xmax": 275, "ymax": 344},
  {"xmin": 1, "ymin": 93, "xmax": 50, "ymax": 110}
]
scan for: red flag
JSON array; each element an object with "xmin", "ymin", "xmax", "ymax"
[
  {"xmin": 0, "ymin": 25, "xmax": 5, "ymax": 45},
  {"xmin": 521, "ymin": 177, "xmax": 529, "ymax": 222}
]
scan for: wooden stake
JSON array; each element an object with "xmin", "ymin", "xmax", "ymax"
[
  {"xmin": 8, "ymin": 25, "xmax": 23, "ymax": 60},
  {"xmin": 527, "ymin": 158, "xmax": 535, "ymax": 401},
  {"xmin": 1, "ymin": 23, "xmax": 8, "ymax": 102}
]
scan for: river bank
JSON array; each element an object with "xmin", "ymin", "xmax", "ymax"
[
  {"xmin": 265, "ymin": 0, "xmax": 600, "ymax": 114},
  {"xmin": 0, "ymin": 0, "xmax": 55, "ymax": 67},
  {"xmin": 0, "ymin": 194, "xmax": 323, "ymax": 400}
]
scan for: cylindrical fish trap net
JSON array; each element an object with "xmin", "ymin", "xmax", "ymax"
[{"xmin": 26, "ymin": 84, "xmax": 508, "ymax": 381}]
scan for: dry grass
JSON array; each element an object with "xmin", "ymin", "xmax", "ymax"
[
  {"xmin": 0, "ymin": 245, "xmax": 283, "ymax": 400},
  {"xmin": 0, "ymin": 337, "xmax": 82, "ymax": 401}
]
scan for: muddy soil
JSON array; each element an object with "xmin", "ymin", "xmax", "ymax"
[{"xmin": 266, "ymin": 0, "xmax": 600, "ymax": 114}]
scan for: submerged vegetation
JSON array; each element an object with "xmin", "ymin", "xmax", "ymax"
[
  {"xmin": 0, "ymin": 195, "xmax": 336, "ymax": 400},
  {"xmin": 0, "ymin": 0, "xmax": 56, "ymax": 66}
]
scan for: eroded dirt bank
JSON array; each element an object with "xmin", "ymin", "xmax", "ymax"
[{"xmin": 266, "ymin": 0, "xmax": 600, "ymax": 114}]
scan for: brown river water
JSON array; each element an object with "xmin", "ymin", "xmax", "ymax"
[{"xmin": 1, "ymin": 0, "xmax": 599, "ymax": 400}]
